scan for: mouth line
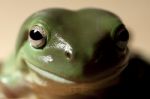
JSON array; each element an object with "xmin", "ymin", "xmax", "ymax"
[
  {"xmin": 26, "ymin": 61, "xmax": 127, "ymax": 85},
  {"xmin": 25, "ymin": 50, "xmax": 129, "ymax": 85},
  {"xmin": 26, "ymin": 62, "xmax": 75, "ymax": 84}
]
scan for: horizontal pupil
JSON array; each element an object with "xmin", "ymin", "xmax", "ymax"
[{"xmin": 30, "ymin": 30, "xmax": 43, "ymax": 40}]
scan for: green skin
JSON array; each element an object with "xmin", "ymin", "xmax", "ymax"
[{"xmin": 0, "ymin": 8, "xmax": 129, "ymax": 98}]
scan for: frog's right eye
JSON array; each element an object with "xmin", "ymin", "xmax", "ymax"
[
  {"xmin": 112, "ymin": 24, "xmax": 129, "ymax": 50},
  {"xmin": 28, "ymin": 25, "xmax": 47, "ymax": 48}
]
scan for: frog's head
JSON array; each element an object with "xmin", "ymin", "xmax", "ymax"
[{"xmin": 16, "ymin": 8, "xmax": 129, "ymax": 84}]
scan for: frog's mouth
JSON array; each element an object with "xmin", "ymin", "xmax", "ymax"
[
  {"xmin": 26, "ymin": 59, "xmax": 128, "ymax": 86},
  {"xmin": 25, "ymin": 49, "xmax": 129, "ymax": 85},
  {"xmin": 26, "ymin": 62, "xmax": 75, "ymax": 84}
]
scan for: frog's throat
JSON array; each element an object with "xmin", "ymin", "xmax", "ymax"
[{"xmin": 26, "ymin": 62, "xmax": 75, "ymax": 84}]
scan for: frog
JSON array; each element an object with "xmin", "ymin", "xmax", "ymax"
[{"xmin": 0, "ymin": 8, "xmax": 150, "ymax": 99}]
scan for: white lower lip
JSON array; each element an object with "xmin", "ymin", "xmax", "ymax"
[{"xmin": 26, "ymin": 62, "xmax": 75, "ymax": 84}]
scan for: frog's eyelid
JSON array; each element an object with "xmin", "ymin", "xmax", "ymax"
[{"xmin": 30, "ymin": 25, "xmax": 47, "ymax": 37}]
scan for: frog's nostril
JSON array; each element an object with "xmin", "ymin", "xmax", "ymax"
[{"xmin": 65, "ymin": 51, "xmax": 73, "ymax": 60}]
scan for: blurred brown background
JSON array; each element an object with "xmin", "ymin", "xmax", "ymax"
[{"xmin": 0, "ymin": 0, "xmax": 150, "ymax": 61}]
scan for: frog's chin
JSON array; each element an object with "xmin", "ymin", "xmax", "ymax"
[
  {"xmin": 25, "ymin": 61, "xmax": 128, "ymax": 95},
  {"xmin": 26, "ymin": 62, "xmax": 75, "ymax": 84}
]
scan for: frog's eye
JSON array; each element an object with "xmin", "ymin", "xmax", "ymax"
[
  {"xmin": 113, "ymin": 24, "xmax": 129, "ymax": 50},
  {"xmin": 28, "ymin": 25, "xmax": 47, "ymax": 48}
]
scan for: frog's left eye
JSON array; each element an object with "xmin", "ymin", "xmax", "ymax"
[{"xmin": 28, "ymin": 25, "xmax": 47, "ymax": 48}]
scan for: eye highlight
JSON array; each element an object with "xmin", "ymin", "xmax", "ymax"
[{"xmin": 28, "ymin": 25, "xmax": 47, "ymax": 48}]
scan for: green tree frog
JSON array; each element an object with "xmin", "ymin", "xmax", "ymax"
[{"xmin": 0, "ymin": 8, "xmax": 150, "ymax": 99}]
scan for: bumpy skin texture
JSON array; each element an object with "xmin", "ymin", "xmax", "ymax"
[{"xmin": 0, "ymin": 8, "xmax": 150, "ymax": 99}]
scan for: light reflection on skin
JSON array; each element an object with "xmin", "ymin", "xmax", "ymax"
[
  {"xmin": 39, "ymin": 55, "xmax": 53, "ymax": 63},
  {"xmin": 54, "ymin": 34, "xmax": 73, "ymax": 55}
]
